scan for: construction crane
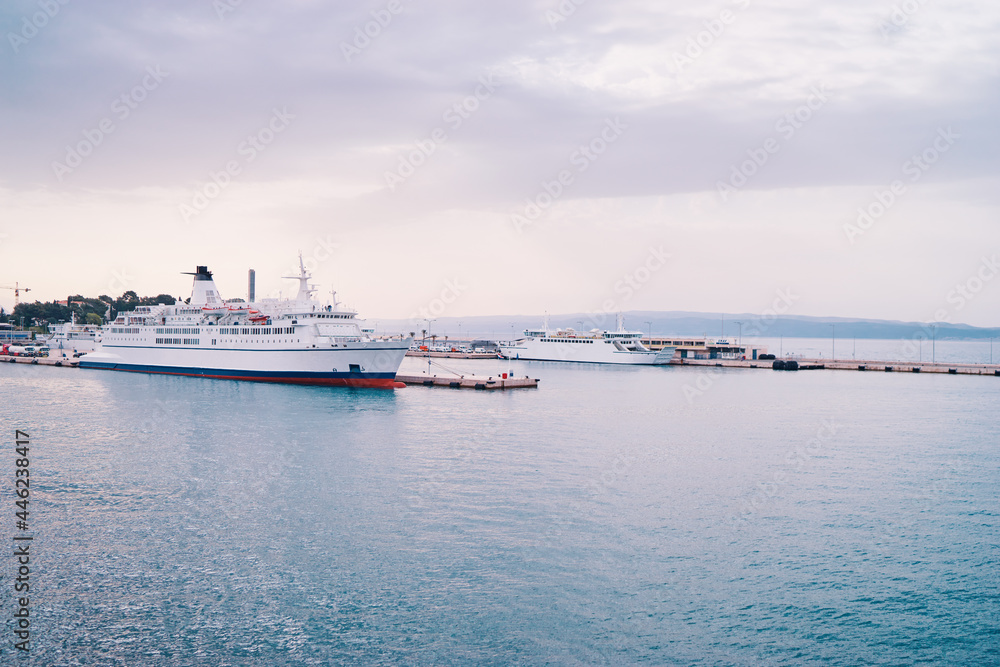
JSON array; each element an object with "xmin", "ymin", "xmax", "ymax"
[{"xmin": 0, "ymin": 282, "xmax": 31, "ymax": 307}]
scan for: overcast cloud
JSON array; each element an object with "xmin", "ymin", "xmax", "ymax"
[{"xmin": 2, "ymin": 0, "xmax": 998, "ymax": 326}]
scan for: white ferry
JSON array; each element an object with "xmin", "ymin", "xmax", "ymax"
[
  {"xmin": 47, "ymin": 311, "xmax": 101, "ymax": 354},
  {"xmin": 80, "ymin": 261, "xmax": 411, "ymax": 388},
  {"xmin": 498, "ymin": 315, "xmax": 677, "ymax": 365}
]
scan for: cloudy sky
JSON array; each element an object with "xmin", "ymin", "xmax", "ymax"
[{"xmin": 2, "ymin": 0, "xmax": 998, "ymax": 327}]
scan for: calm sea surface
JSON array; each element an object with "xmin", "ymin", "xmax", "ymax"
[{"xmin": 1, "ymin": 346, "xmax": 998, "ymax": 665}]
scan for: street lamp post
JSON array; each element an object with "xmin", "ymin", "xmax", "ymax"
[
  {"xmin": 931, "ymin": 323, "xmax": 937, "ymax": 364},
  {"xmin": 424, "ymin": 318, "xmax": 436, "ymax": 347},
  {"xmin": 829, "ymin": 324, "xmax": 835, "ymax": 361},
  {"xmin": 644, "ymin": 321, "xmax": 653, "ymax": 339},
  {"xmin": 735, "ymin": 321, "xmax": 743, "ymax": 345}
]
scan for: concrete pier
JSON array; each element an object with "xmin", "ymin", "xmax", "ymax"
[
  {"xmin": 405, "ymin": 350, "xmax": 498, "ymax": 360},
  {"xmin": 395, "ymin": 373, "xmax": 539, "ymax": 390},
  {"xmin": 1, "ymin": 356, "xmax": 79, "ymax": 367},
  {"xmin": 676, "ymin": 358, "xmax": 1000, "ymax": 376}
]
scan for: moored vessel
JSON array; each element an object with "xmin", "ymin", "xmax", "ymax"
[
  {"xmin": 498, "ymin": 315, "xmax": 677, "ymax": 365},
  {"xmin": 79, "ymin": 260, "xmax": 411, "ymax": 387},
  {"xmin": 46, "ymin": 311, "xmax": 101, "ymax": 354}
]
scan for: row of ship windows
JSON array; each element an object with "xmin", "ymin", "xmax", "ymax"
[
  {"xmin": 541, "ymin": 338, "xmax": 594, "ymax": 344},
  {"xmin": 218, "ymin": 327, "xmax": 294, "ymax": 335},
  {"xmin": 155, "ymin": 328, "xmax": 200, "ymax": 335},
  {"xmin": 648, "ymin": 340, "xmax": 700, "ymax": 346},
  {"xmin": 110, "ymin": 327, "xmax": 140, "ymax": 334},
  {"xmin": 148, "ymin": 338, "xmax": 305, "ymax": 345}
]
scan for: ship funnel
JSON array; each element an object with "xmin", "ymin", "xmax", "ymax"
[{"xmin": 183, "ymin": 266, "xmax": 223, "ymax": 306}]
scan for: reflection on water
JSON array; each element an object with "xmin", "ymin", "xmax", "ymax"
[{"xmin": 1, "ymin": 357, "xmax": 997, "ymax": 664}]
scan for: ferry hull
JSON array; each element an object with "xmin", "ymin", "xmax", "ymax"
[
  {"xmin": 80, "ymin": 361, "xmax": 403, "ymax": 388},
  {"xmin": 80, "ymin": 342, "xmax": 410, "ymax": 389}
]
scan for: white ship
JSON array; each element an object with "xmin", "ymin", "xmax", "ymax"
[
  {"xmin": 498, "ymin": 315, "xmax": 677, "ymax": 365},
  {"xmin": 80, "ymin": 261, "xmax": 411, "ymax": 388},
  {"xmin": 47, "ymin": 311, "xmax": 101, "ymax": 354}
]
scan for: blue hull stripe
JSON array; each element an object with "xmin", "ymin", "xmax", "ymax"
[{"xmin": 79, "ymin": 361, "xmax": 395, "ymax": 380}]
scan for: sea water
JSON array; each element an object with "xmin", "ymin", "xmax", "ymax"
[{"xmin": 0, "ymin": 351, "xmax": 997, "ymax": 665}]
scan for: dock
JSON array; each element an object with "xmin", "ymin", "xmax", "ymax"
[
  {"xmin": 395, "ymin": 373, "xmax": 539, "ymax": 390},
  {"xmin": 1, "ymin": 356, "xmax": 79, "ymax": 367},
  {"xmin": 676, "ymin": 358, "xmax": 1000, "ymax": 376},
  {"xmin": 405, "ymin": 350, "xmax": 498, "ymax": 360}
]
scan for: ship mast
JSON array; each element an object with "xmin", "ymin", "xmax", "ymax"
[{"xmin": 282, "ymin": 252, "xmax": 317, "ymax": 302}]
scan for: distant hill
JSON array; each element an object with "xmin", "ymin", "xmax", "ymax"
[{"xmin": 370, "ymin": 311, "xmax": 1000, "ymax": 341}]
